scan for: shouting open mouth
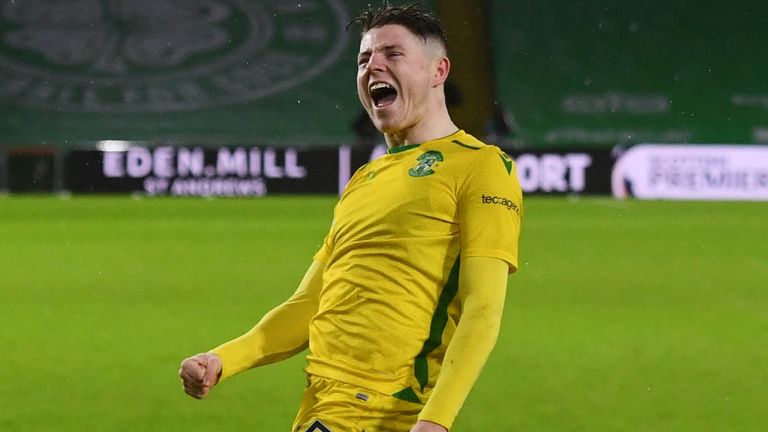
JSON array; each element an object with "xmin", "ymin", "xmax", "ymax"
[{"xmin": 370, "ymin": 81, "xmax": 398, "ymax": 108}]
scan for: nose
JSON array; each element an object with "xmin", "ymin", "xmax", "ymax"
[{"xmin": 364, "ymin": 52, "xmax": 386, "ymax": 72}]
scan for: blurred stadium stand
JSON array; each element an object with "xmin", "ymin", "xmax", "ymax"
[{"xmin": 0, "ymin": 0, "xmax": 765, "ymax": 196}]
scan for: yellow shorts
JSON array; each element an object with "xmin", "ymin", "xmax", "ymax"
[{"xmin": 291, "ymin": 375, "xmax": 422, "ymax": 432}]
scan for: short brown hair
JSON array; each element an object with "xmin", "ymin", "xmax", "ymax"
[{"xmin": 348, "ymin": 2, "xmax": 448, "ymax": 52}]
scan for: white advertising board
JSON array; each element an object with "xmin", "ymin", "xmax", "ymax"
[{"xmin": 612, "ymin": 145, "xmax": 768, "ymax": 201}]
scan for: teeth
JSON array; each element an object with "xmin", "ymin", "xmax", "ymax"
[{"xmin": 370, "ymin": 82, "xmax": 393, "ymax": 91}]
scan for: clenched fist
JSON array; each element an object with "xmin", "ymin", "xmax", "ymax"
[{"xmin": 179, "ymin": 353, "xmax": 222, "ymax": 399}]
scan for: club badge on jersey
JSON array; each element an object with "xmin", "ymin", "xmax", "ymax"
[{"xmin": 408, "ymin": 150, "xmax": 444, "ymax": 177}]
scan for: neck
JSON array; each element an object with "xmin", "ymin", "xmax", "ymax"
[{"xmin": 384, "ymin": 102, "xmax": 458, "ymax": 149}]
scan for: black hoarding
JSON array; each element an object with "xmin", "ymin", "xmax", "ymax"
[
  {"xmin": 11, "ymin": 143, "xmax": 768, "ymax": 199},
  {"xmin": 66, "ymin": 145, "xmax": 339, "ymax": 196},
  {"xmin": 346, "ymin": 144, "xmax": 613, "ymax": 195},
  {"xmin": 504, "ymin": 148, "xmax": 614, "ymax": 195},
  {"xmin": 38, "ymin": 143, "xmax": 617, "ymax": 196}
]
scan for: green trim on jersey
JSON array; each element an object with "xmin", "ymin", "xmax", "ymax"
[
  {"xmin": 388, "ymin": 143, "xmax": 421, "ymax": 154},
  {"xmin": 499, "ymin": 153, "xmax": 513, "ymax": 175},
  {"xmin": 392, "ymin": 257, "xmax": 460, "ymax": 403},
  {"xmin": 452, "ymin": 139, "xmax": 481, "ymax": 150},
  {"xmin": 415, "ymin": 256, "xmax": 461, "ymax": 390},
  {"xmin": 392, "ymin": 386, "xmax": 422, "ymax": 404}
]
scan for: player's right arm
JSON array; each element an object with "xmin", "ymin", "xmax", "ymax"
[{"xmin": 179, "ymin": 259, "xmax": 324, "ymax": 399}]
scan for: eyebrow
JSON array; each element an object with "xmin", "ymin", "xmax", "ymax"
[{"xmin": 358, "ymin": 44, "xmax": 406, "ymax": 57}]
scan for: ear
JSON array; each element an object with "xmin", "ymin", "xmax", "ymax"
[{"xmin": 432, "ymin": 56, "xmax": 450, "ymax": 87}]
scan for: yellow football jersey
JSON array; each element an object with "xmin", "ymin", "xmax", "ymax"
[{"xmin": 307, "ymin": 130, "xmax": 522, "ymax": 404}]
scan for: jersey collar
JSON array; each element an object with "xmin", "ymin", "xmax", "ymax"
[{"xmin": 387, "ymin": 130, "xmax": 466, "ymax": 154}]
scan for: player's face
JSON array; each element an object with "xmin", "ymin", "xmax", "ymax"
[{"xmin": 357, "ymin": 24, "xmax": 439, "ymax": 134}]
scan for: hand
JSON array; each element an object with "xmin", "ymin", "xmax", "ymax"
[
  {"xmin": 179, "ymin": 353, "xmax": 222, "ymax": 399},
  {"xmin": 410, "ymin": 420, "xmax": 449, "ymax": 432}
]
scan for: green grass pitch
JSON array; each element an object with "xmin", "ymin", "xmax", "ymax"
[{"xmin": 1, "ymin": 195, "xmax": 766, "ymax": 431}]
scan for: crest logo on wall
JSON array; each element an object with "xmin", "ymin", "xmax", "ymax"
[{"xmin": 0, "ymin": 0, "xmax": 349, "ymax": 112}]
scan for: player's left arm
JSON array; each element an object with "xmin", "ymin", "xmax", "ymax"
[
  {"xmin": 413, "ymin": 256, "xmax": 508, "ymax": 431},
  {"xmin": 414, "ymin": 146, "xmax": 522, "ymax": 430}
]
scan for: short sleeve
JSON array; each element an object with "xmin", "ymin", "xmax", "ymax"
[{"xmin": 457, "ymin": 147, "xmax": 523, "ymax": 272}]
